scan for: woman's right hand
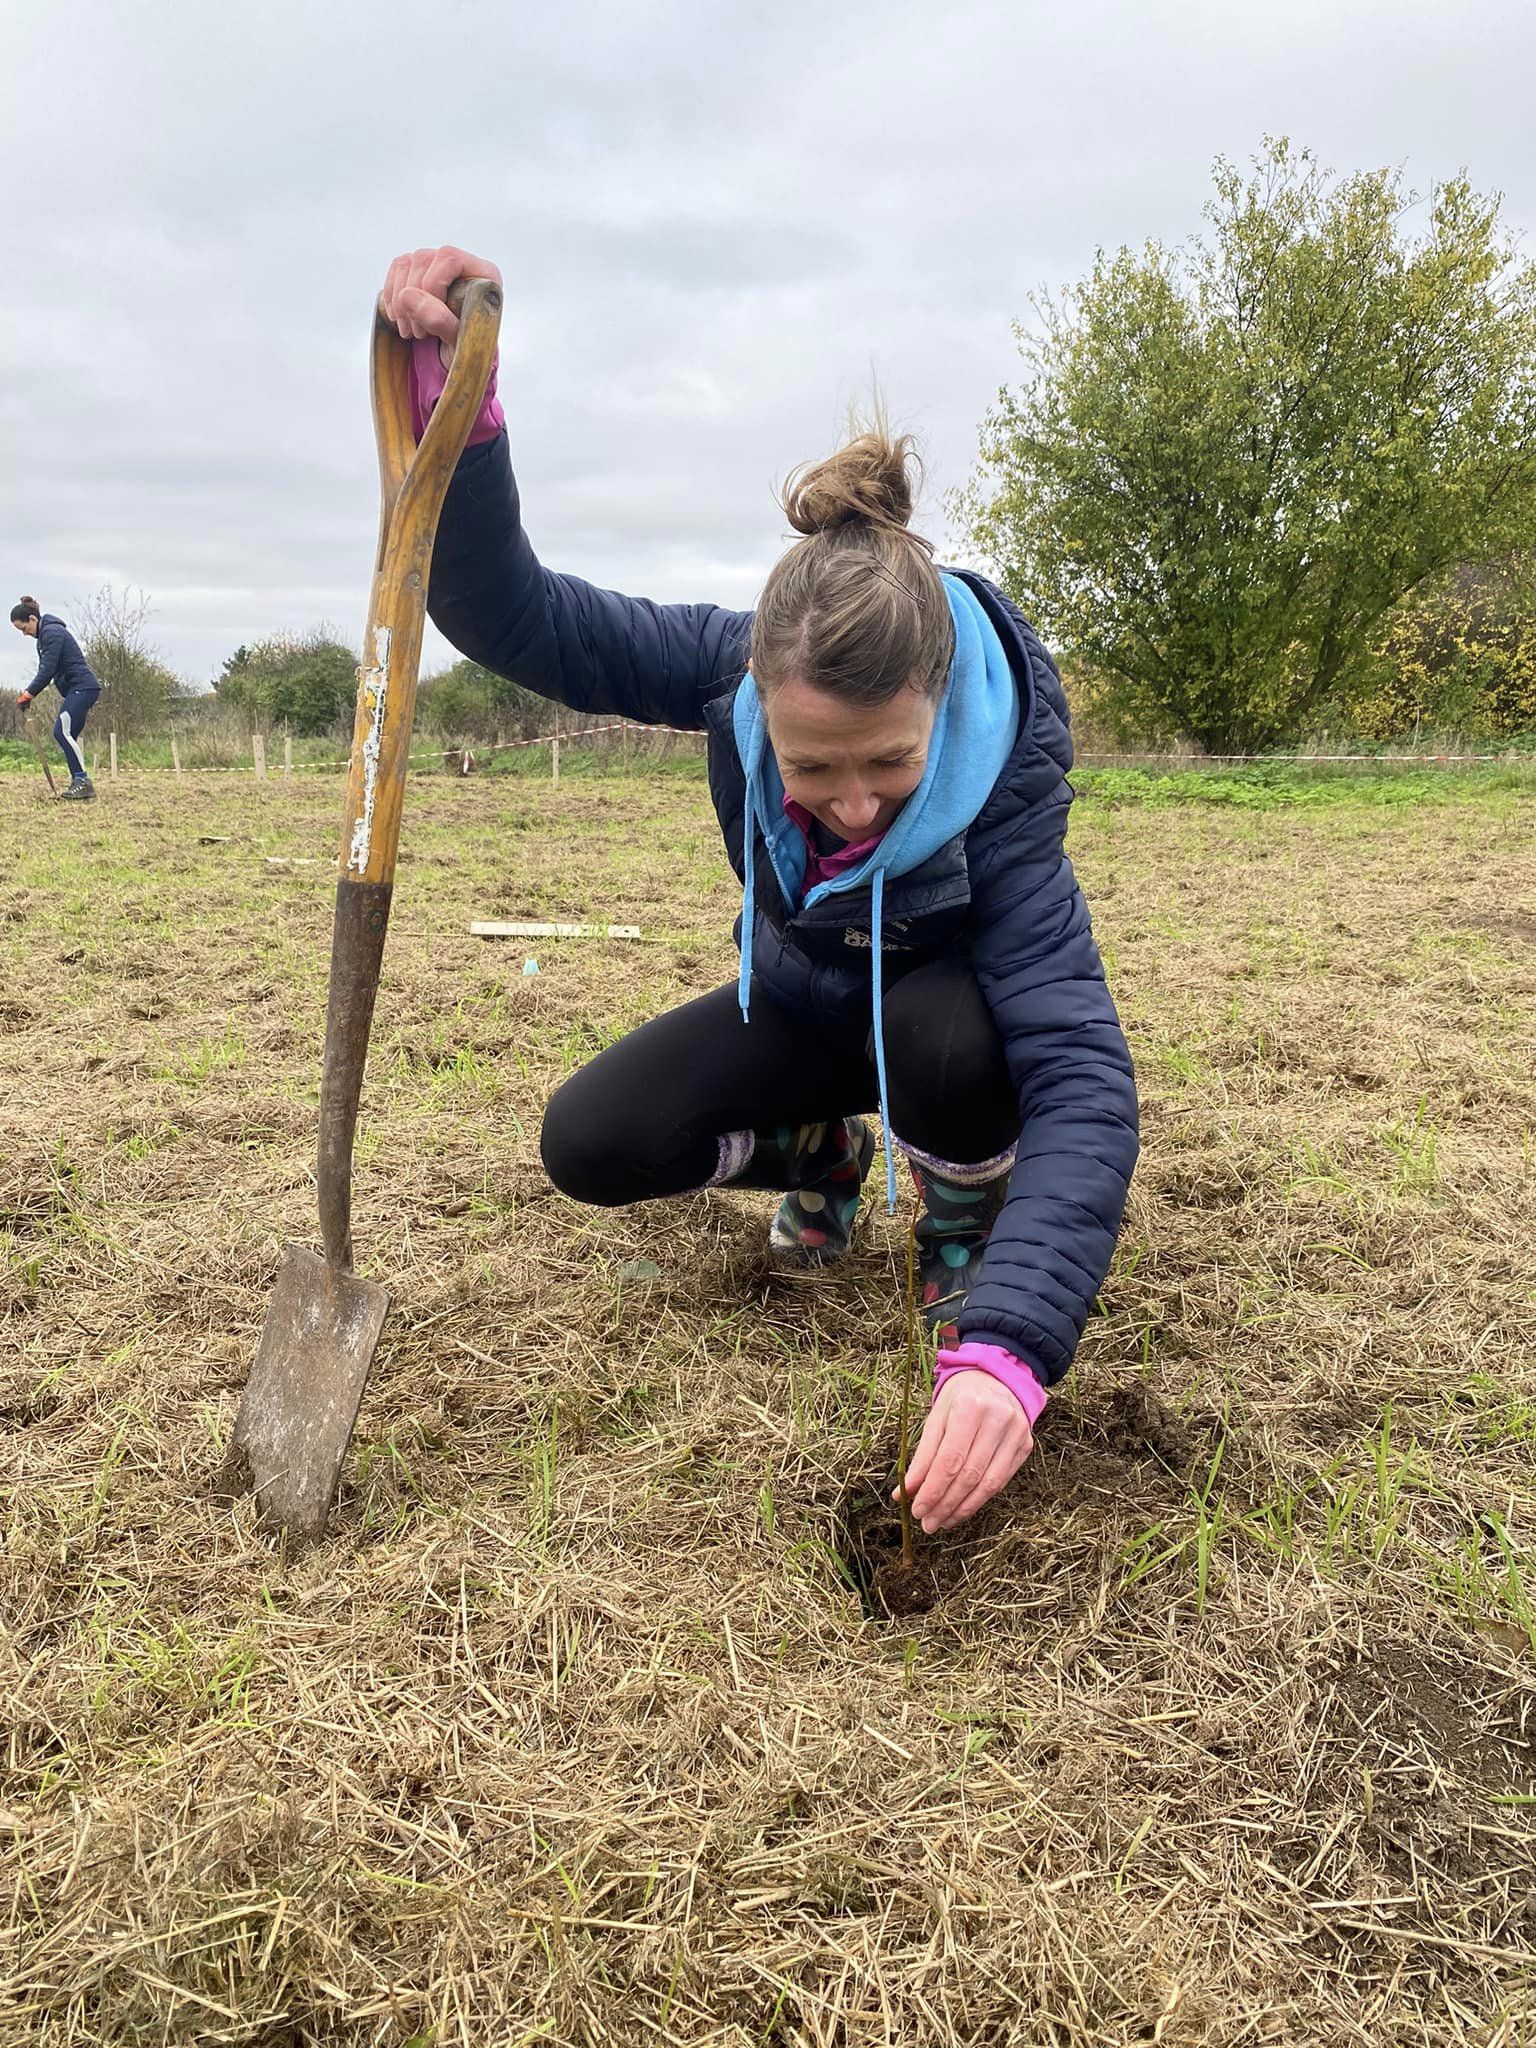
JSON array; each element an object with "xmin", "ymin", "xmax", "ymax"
[{"xmin": 381, "ymin": 246, "xmax": 502, "ymax": 360}]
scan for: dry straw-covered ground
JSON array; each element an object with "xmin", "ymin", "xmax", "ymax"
[{"xmin": 1, "ymin": 760, "xmax": 1534, "ymax": 2047}]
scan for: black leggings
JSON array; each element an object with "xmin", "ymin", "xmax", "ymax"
[
  {"xmin": 54, "ymin": 683, "xmax": 99, "ymax": 780},
  {"xmin": 540, "ymin": 959, "xmax": 1018, "ymax": 1205}
]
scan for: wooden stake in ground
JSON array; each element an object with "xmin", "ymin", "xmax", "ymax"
[
  {"xmin": 284, "ymin": 734, "xmax": 293, "ymax": 779},
  {"xmin": 170, "ymin": 734, "xmax": 182, "ymax": 780},
  {"xmin": 551, "ymin": 736, "xmax": 561, "ymax": 786},
  {"xmin": 109, "ymin": 732, "xmax": 118, "ymax": 781},
  {"xmin": 253, "ymin": 733, "xmax": 266, "ymax": 781}
]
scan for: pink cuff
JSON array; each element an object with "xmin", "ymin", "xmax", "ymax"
[
  {"xmin": 408, "ymin": 337, "xmax": 504, "ymax": 447},
  {"xmin": 934, "ymin": 1341, "xmax": 1049, "ymax": 1429}
]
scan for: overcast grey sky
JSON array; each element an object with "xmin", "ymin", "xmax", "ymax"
[{"xmin": 5, "ymin": 0, "xmax": 1534, "ymax": 692}]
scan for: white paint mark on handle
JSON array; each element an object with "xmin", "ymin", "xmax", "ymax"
[{"xmin": 347, "ymin": 625, "xmax": 391, "ymax": 875}]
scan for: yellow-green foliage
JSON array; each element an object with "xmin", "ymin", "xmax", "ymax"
[
  {"xmin": 961, "ymin": 142, "xmax": 1536, "ymax": 754},
  {"xmin": 1355, "ymin": 556, "xmax": 1536, "ymax": 739},
  {"xmin": 216, "ymin": 629, "xmax": 360, "ymax": 736}
]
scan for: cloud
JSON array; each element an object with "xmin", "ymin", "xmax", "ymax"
[{"xmin": 5, "ymin": 0, "xmax": 1534, "ymax": 690}]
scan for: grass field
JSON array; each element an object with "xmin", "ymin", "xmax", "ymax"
[{"xmin": 2, "ymin": 763, "xmax": 1534, "ymax": 2046}]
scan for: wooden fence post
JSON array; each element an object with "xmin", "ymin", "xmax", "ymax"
[
  {"xmin": 284, "ymin": 734, "xmax": 293, "ymax": 779},
  {"xmin": 109, "ymin": 732, "xmax": 118, "ymax": 781},
  {"xmin": 551, "ymin": 736, "xmax": 561, "ymax": 786},
  {"xmin": 171, "ymin": 735, "xmax": 182, "ymax": 780},
  {"xmin": 253, "ymin": 733, "xmax": 266, "ymax": 781}
]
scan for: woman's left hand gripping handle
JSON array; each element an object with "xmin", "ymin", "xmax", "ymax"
[{"xmin": 381, "ymin": 245, "xmax": 503, "ymax": 362}]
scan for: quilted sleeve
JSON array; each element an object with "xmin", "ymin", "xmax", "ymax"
[{"xmin": 957, "ymin": 785, "xmax": 1140, "ymax": 1384}]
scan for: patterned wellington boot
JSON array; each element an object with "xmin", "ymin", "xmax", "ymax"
[
  {"xmin": 906, "ymin": 1147, "xmax": 1016, "ymax": 1346},
  {"xmin": 758, "ymin": 1116, "xmax": 877, "ymax": 1267}
]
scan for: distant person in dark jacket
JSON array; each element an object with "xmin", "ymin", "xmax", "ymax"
[
  {"xmin": 382, "ymin": 246, "xmax": 1140, "ymax": 1535},
  {"xmin": 11, "ymin": 598, "xmax": 101, "ymax": 801}
]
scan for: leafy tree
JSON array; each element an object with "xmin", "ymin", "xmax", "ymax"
[
  {"xmin": 418, "ymin": 657, "xmax": 549, "ymax": 742},
  {"xmin": 418, "ymin": 664, "xmax": 496, "ymax": 744},
  {"xmin": 215, "ymin": 628, "xmax": 358, "ymax": 735},
  {"xmin": 265, "ymin": 645, "xmax": 358, "ymax": 734},
  {"xmin": 959, "ymin": 140, "xmax": 1536, "ymax": 752}
]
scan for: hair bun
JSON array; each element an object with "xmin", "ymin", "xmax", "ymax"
[
  {"xmin": 18, "ymin": 595, "xmax": 37, "ymax": 610},
  {"xmin": 782, "ymin": 431, "xmax": 918, "ymax": 538}
]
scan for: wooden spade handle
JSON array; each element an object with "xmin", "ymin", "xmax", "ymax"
[
  {"xmin": 343, "ymin": 275, "xmax": 502, "ymax": 887},
  {"xmin": 315, "ymin": 275, "xmax": 503, "ymax": 1270}
]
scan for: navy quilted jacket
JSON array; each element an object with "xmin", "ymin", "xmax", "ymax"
[
  {"xmin": 427, "ymin": 434, "xmax": 1139, "ymax": 1385},
  {"xmin": 25, "ymin": 615, "xmax": 101, "ymax": 702}
]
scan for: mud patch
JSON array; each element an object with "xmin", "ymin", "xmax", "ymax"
[
  {"xmin": 1100, "ymin": 1383, "xmax": 1201, "ymax": 1477},
  {"xmin": 837, "ymin": 1474, "xmax": 963, "ymax": 1620},
  {"xmin": 0, "ymin": 1384, "xmax": 62, "ymax": 1428},
  {"xmin": 1318, "ymin": 1638, "xmax": 1535, "ymax": 1794}
]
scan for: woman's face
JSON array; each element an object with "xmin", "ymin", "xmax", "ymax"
[
  {"xmin": 764, "ymin": 676, "xmax": 937, "ymax": 840},
  {"xmin": 12, "ymin": 618, "xmax": 38, "ymax": 639}
]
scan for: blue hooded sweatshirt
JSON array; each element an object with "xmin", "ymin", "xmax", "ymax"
[{"xmin": 732, "ymin": 574, "xmax": 1021, "ymax": 1208}]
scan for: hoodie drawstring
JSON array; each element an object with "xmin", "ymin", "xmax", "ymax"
[
  {"xmin": 738, "ymin": 781, "xmax": 757, "ymax": 1021},
  {"xmin": 870, "ymin": 866, "xmax": 897, "ymax": 1213},
  {"xmin": 744, "ymin": 776, "xmax": 894, "ymax": 1212}
]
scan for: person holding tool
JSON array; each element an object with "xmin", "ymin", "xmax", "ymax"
[
  {"xmin": 381, "ymin": 245, "xmax": 1140, "ymax": 1537},
  {"xmin": 11, "ymin": 598, "xmax": 102, "ymax": 801}
]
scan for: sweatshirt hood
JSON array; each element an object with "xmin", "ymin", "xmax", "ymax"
[{"xmin": 732, "ymin": 572, "xmax": 1021, "ymax": 1207}]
